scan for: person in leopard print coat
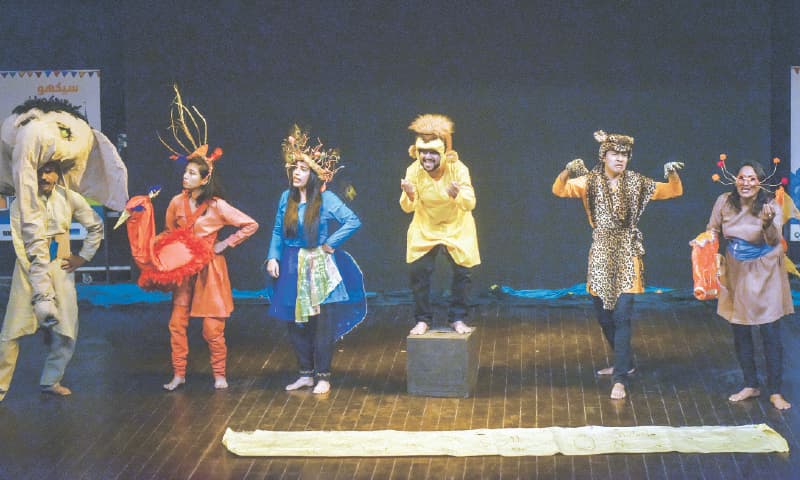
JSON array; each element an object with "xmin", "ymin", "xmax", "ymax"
[{"xmin": 552, "ymin": 130, "xmax": 683, "ymax": 400}]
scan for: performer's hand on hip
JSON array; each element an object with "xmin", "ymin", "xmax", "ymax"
[
  {"xmin": 321, "ymin": 244, "xmax": 334, "ymax": 254},
  {"xmin": 213, "ymin": 241, "xmax": 228, "ymax": 254},
  {"xmin": 400, "ymin": 179, "xmax": 415, "ymax": 201},
  {"xmin": 266, "ymin": 258, "xmax": 280, "ymax": 278},
  {"xmin": 61, "ymin": 255, "xmax": 87, "ymax": 273}
]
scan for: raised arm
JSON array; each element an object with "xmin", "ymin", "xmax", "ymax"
[
  {"xmin": 652, "ymin": 171, "xmax": 683, "ymax": 200},
  {"xmin": 552, "ymin": 171, "xmax": 587, "ymax": 199},
  {"xmin": 399, "ymin": 164, "xmax": 418, "ymax": 213},
  {"xmin": 452, "ymin": 163, "xmax": 476, "ymax": 211},
  {"xmin": 760, "ymin": 200, "xmax": 783, "ymax": 246},
  {"xmin": 552, "ymin": 158, "xmax": 589, "ymax": 199}
]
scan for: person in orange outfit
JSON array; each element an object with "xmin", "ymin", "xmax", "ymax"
[
  {"xmin": 155, "ymin": 86, "xmax": 258, "ymax": 391},
  {"xmin": 162, "ymin": 153, "xmax": 258, "ymax": 391},
  {"xmin": 552, "ymin": 130, "xmax": 683, "ymax": 400}
]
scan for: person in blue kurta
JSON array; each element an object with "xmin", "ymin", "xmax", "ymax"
[{"xmin": 265, "ymin": 126, "xmax": 365, "ymax": 395}]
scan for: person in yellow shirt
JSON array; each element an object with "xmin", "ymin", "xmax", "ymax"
[
  {"xmin": 400, "ymin": 114, "xmax": 480, "ymax": 336},
  {"xmin": 553, "ymin": 130, "xmax": 683, "ymax": 400}
]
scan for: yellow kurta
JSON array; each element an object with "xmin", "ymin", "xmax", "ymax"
[
  {"xmin": 400, "ymin": 153, "xmax": 480, "ymax": 267},
  {"xmin": 552, "ymin": 172, "xmax": 682, "ymax": 296}
]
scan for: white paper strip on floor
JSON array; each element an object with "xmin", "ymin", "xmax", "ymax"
[{"xmin": 223, "ymin": 424, "xmax": 788, "ymax": 457}]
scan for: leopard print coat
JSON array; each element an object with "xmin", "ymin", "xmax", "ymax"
[{"xmin": 586, "ymin": 165, "xmax": 656, "ymax": 309}]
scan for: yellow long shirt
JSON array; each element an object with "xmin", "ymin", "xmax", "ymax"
[
  {"xmin": 552, "ymin": 172, "xmax": 682, "ymax": 294},
  {"xmin": 400, "ymin": 155, "xmax": 480, "ymax": 267}
]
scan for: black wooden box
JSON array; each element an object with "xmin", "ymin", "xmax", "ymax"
[{"xmin": 406, "ymin": 328, "xmax": 479, "ymax": 398}]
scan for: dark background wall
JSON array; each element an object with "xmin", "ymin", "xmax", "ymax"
[{"xmin": 1, "ymin": 0, "xmax": 797, "ymax": 293}]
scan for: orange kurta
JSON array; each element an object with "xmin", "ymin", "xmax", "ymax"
[{"xmin": 166, "ymin": 193, "xmax": 258, "ymax": 318}]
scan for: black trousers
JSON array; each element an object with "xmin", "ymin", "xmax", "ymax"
[
  {"xmin": 410, "ymin": 245, "xmax": 472, "ymax": 323},
  {"xmin": 287, "ymin": 309, "xmax": 334, "ymax": 379},
  {"xmin": 731, "ymin": 321, "xmax": 784, "ymax": 395},
  {"xmin": 592, "ymin": 294, "xmax": 635, "ymax": 386}
]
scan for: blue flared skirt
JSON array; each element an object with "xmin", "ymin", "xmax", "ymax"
[{"xmin": 267, "ymin": 247, "xmax": 367, "ymax": 340}]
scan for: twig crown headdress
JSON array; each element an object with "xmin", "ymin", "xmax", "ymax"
[
  {"xmin": 281, "ymin": 124, "xmax": 342, "ymax": 183},
  {"xmin": 594, "ymin": 130, "xmax": 634, "ymax": 161},
  {"xmin": 711, "ymin": 153, "xmax": 786, "ymax": 190},
  {"xmin": 158, "ymin": 84, "xmax": 223, "ymax": 175}
]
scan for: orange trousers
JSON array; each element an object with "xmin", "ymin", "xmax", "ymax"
[{"xmin": 168, "ymin": 305, "xmax": 227, "ymax": 377}]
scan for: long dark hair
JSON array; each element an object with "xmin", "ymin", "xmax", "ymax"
[
  {"xmin": 283, "ymin": 165, "xmax": 323, "ymax": 246},
  {"xmin": 187, "ymin": 157, "xmax": 225, "ymax": 205},
  {"xmin": 726, "ymin": 161, "xmax": 773, "ymax": 215}
]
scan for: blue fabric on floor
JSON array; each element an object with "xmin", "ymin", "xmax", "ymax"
[
  {"xmin": 76, "ymin": 283, "xmax": 270, "ymax": 306},
  {"xmin": 76, "ymin": 282, "xmax": 800, "ymax": 309},
  {"xmin": 494, "ymin": 283, "xmax": 673, "ymax": 299}
]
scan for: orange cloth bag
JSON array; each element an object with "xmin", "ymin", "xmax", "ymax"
[{"xmin": 689, "ymin": 231, "xmax": 720, "ymax": 301}]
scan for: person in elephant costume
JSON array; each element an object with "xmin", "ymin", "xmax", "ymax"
[{"xmin": 0, "ymin": 97, "xmax": 128, "ymax": 401}]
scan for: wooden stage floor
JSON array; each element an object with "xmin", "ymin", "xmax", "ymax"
[{"xmin": 0, "ymin": 297, "xmax": 798, "ymax": 479}]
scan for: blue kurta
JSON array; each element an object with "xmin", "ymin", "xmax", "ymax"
[{"xmin": 266, "ymin": 190, "xmax": 366, "ymax": 339}]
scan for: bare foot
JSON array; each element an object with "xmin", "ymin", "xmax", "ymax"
[
  {"xmin": 41, "ymin": 382, "xmax": 72, "ymax": 396},
  {"xmin": 214, "ymin": 376, "xmax": 228, "ymax": 389},
  {"xmin": 610, "ymin": 382, "xmax": 626, "ymax": 400},
  {"xmin": 728, "ymin": 387, "xmax": 760, "ymax": 402},
  {"xmin": 596, "ymin": 367, "xmax": 636, "ymax": 376},
  {"xmin": 163, "ymin": 376, "xmax": 186, "ymax": 391},
  {"xmin": 770, "ymin": 393, "xmax": 792, "ymax": 410},
  {"xmin": 451, "ymin": 320, "xmax": 473, "ymax": 334},
  {"xmin": 285, "ymin": 376, "xmax": 314, "ymax": 391},
  {"xmin": 409, "ymin": 321, "xmax": 429, "ymax": 335},
  {"xmin": 313, "ymin": 379, "xmax": 331, "ymax": 394}
]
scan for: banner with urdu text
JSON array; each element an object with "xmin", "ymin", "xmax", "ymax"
[{"xmin": 0, "ymin": 70, "xmax": 101, "ymax": 130}]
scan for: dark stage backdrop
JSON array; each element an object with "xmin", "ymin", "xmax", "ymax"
[{"xmin": 1, "ymin": 0, "xmax": 794, "ymax": 295}]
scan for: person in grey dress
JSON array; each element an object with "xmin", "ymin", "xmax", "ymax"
[{"xmin": 706, "ymin": 161, "xmax": 793, "ymax": 410}]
